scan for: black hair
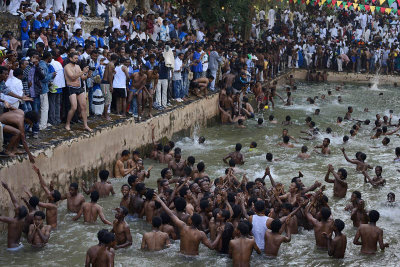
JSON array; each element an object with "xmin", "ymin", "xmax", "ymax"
[
  {"xmin": 128, "ymin": 175, "xmax": 138, "ymax": 186},
  {"xmin": 283, "ymin": 136, "xmax": 290, "ymax": 143},
  {"xmin": 254, "ymin": 200, "xmax": 265, "ymax": 212},
  {"xmin": 353, "ymin": 191, "xmax": 362, "ymax": 199},
  {"xmin": 200, "ymin": 199, "xmax": 209, "ymax": 211},
  {"xmin": 337, "ymin": 117, "xmax": 343, "ymax": 122},
  {"xmin": 285, "ymin": 115, "xmax": 291, "ymax": 121},
  {"xmin": 343, "ymin": 135, "xmax": 349, "ymax": 142},
  {"xmin": 320, "ymin": 207, "xmax": 331, "ymax": 221},
  {"xmin": 160, "ymin": 211, "xmax": 171, "ymax": 224},
  {"xmin": 70, "ymin": 182, "xmax": 78, "ymax": 190},
  {"xmin": 334, "ymin": 219, "xmax": 345, "ymax": 232},
  {"xmin": 269, "ymin": 115, "xmax": 274, "ymax": 120},
  {"xmin": 179, "ymin": 186, "xmax": 189, "ymax": 198},
  {"xmin": 121, "ymin": 150, "xmax": 130, "ymax": 157},
  {"xmin": 229, "ymin": 159, "xmax": 236, "ymax": 167},
  {"xmin": 161, "ymin": 168, "xmax": 170, "ymax": 178},
  {"xmin": 174, "ymin": 197, "xmax": 187, "ymax": 212},
  {"xmin": 145, "ymin": 188, "xmax": 155, "ymax": 200},
  {"xmin": 52, "ymin": 190, "xmax": 61, "ymax": 202},
  {"xmin": 90, "ymin": 191, "xmax": 100, "ymax": 202},
  {"xmin": 282, "ymin": 202, "xmax": 293, "ymax": 212},
  {"xmin": 266, "ymin": 153, "xmax": 273, "ymax": 161},
  {"xmin": 17, "ymin": 206, "xmax": 28, "ymax": 220},
  {"xmin": 301, "ymin": 145, "xmax": 308, "ymax": 153},
  {"xmin": 258, "ymin": 118, "xmax": 263, "ymax": 124},
  {"xmin": 271, "ymin": 219, "xmax": 282, "ymax": 233},
  {"xmin": 197, "ymin": 162, "xmax": 205, "ymax": 172},
  {"xmin": 383, "ymin": 137, "xmax": 390, "ymax": 144},
  {"xmin": 338, "ymin": 168, "xmax": 347, "ymax": 179},
  {"xmin": 152, "ymin": 216, "xmax": 162, "ymax": 228},
  {"xmin": 235, "ymin": 143, "xmax": 242, "ymax": 151},
  {"xmin": 369, "ymin": 210, "xmax": 380, "ymax": 223},
  {"xmin": 29, "ymin": 196, "xmax": 39, "ymax": 208},
  {"xmin": 25, "ymin": 111, "xmax": 39, "ymax": 123},
  {"xmin": 33, "ymin": 210, "xmax": 45, "ymax": 219},
  {"xmin": 135, "ymin": 183, "xmax": 146, "ymax": 193},
  {"xmin": 187, "ymin": 156, "xmax": 195, "ymax": 165},
  {"xmin": 237, "ymin": 221, "xmax": 250, "ymax": 235},
  {"xmin": 99, "ymin": 170, "xmax": 109, "ymax": 181},
  {"xmin": 191, "ymin": 213, "xmax": 202, "ymax": 227},
  {"xmin": 120, "ymin": 206, "xmax": 128, "ymax": 216}
]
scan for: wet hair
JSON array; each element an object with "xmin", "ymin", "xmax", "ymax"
[
  {"xmin": 174, "ymin": 197, "xmax": 187, "ymax": 212},
  {"xmin": 120, "ymin": 206, "xmax": 128, "ymax": 216},
  {"xmin": 152, "ymin": 216, "xmax": 162, "ymax": 228},
  {"xmin": 246, "ymin": 183, "xmax": 256, "ymax": 193},
  {"xmin": 343, "ymin": 135, "xmax": 349, "ymax": 142},
  {"xmin": 187, "ymin": 156, "xmax": 195, "ymax": 165},
  {"xmin": 310, "ymin": 121, "xmax": 316, "ymax": 127},
  {"xmin": 52, "ymin": 190, "xmax": 61, "ymax": 202},
  {"xmin": 237, "ymin": 221, "xmax": 250, "ymax": 235},
  {"xmin": 353, "ymin": 191, "xmax": 362, "ymax": 199},
  {"xmin": 269, "ymin": 115, "xmax": 274, "ymax": 121},
  {"xmin": 232, "ymin": 204, "xmax": 241, "ymax": 218},
  {"xmin": 191, "ymin": 213, "xmax": 202, "ymax": 227},
  {"xmin": 337, "ymin": 168, "xmax": 347, "ymax": 179},
  {"xmin": 103, "ymin": 232, "xmax": 115, "ymax": 245},
  {"xmin": 70, "ymin": 183, "xmax": 78, "ymax": 190},
  {"xmin": 229, "ymin": 159, "xmax": 236, "ymax": 167},
  {"xmin": 99, "ymin": 170, "xmax": 109, "ymax": 181},
  {"xmin": 135, "ymin": 183, "xmax": 146, "ymax": 193},
  {"xmin": 350, "ymin": 130, "xmax": 355, "ymax": 136},
  {"xmin": 25, "ymin": 111, "xmax": 39, "ymax": 123},
  {"xmin": 254, "ymin": 200, "xmax": 265, "ymax": 212},
  {"xmin": 337, "ymin": 117, "xmax": 343, "ymax": 122},
  {"xmin": 33, "ymin": 210, "xmax": 45, "ymax": 219},
  {"xmin": 198, "ymin": 136, "xmax": 206, "ymax": 143},
  {"xmin": 200, "ymin": 199, "xmax": 209, "ymax": 211},
  {"xmin": 197, "ymin": 162, "xmax": 205, "ymax": 172},
  {"xmin": 97, "ymin": 229, "xmax": 108, "ymax": 242},
  {"xmin": 258, "ymin": 118, "xmax": 263, "ymax": 125},
  {"xmin": 145, "ymin": 188, "xmax": 155, "ymax": 200},
  {"xmin": 334, "ymin": 219, "xmax": 345, "ymax": 232},
  {"xmin": 271, "ymin": 219, "xmax": 282, "ymax": 233},
  {"xmin": 168, "ymin": 141, "xmax": 175, "ymax": 149},
  {"xmin": 320, "ymin": 207, "xmax": 331, "ymax": 221},
  {"xmin": 266, "ymin": 153, "xmax": 273, "ymax": 161},
  {"xmin": 160, "ymin": 211, "xmax": 171, "ymax": 224},
  {"xmin": 156, "ymin": 144, "xmax": 163, "ymax": 151},
  {"xmin": 128, "ymin": 175, "xmax": 138, "ymax": 186},
  {"xmin": 179, "ymin": 186, "xmax": 189, "ymax": 198},
  {"xmin": 220, "ymin": 223, "xmax": 234, "ymax": 254},
  {"xmin": 324, "ymin": 138, "xmax": 330, "ymax": 144},
  {"xmin": 90, "ymin": 191, "xmax": 100, "ymax": 202},
  {"xmin": 326, "ymin": 127, "xmax": 332, "ymax": 134},
  {"xmin": 305, "ymin": 116, "xmax": 312, "ymax": 122},
  {"xmin": 396, "ymin": 147, "xmax": 400, "ymax": 156},
  {"xmin": 251, "ymin": 141, "xmax": 257, "ymax": 148},
  {"xmin": 121, "ymin": 184, "xmax": 130, "ymax": 190},
  {"xmin": 17, "ymin": 206, "xmax": 28, "ymax": 220},
  {"xmin": 161, "ymin": 168, "xmax": 170, "ymax": 178},
  {"xmin": 29, "ymin": 196, "xmax": 40, "ymax": 208},
  {"xmin": 163, "ymin": 145, "xmax": 171, "ymax": 153},
  {"xmin": 184, "ymin": 166, "xmax": 192, "ymax": 176},
  {"xmin": 282, "ymin": 203, "xmax": 293, "ymax": 212},
  {"xmin": 369, "ymin": 210, "xmax": 380, "ymax": 223},
  {"xmin": 301, "ymin": 145, "xmax": 308, "ymax": 153},
  {"xmin": 383, "ymin": 137, "xmax": 390, "ymax": 144},
  {"xmin": 121, "ymin": 150, "xmax": 130, "ymax": 157},
  {"xmin": 235, "ymin": 143, "xmax": 242, "ymax": 151},
  {"xmin": 360, "ymin": 153, "xmax": 367, "ymax": 161},
  {"xmin": 285, "ymin": 115, "xmax": 291, "ymax": 121},
  {"xmin": 364, "ymin": 119, "xmax": 370, "ymax": 125}
]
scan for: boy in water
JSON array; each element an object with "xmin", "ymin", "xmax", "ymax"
[
  {"xmin": 83, "ymin": 170, "xmax": 115, "ymax": 197},
  {"xmin": 278, "ymin": 136, "xmax": 294, "ymax": 148},
  {"xmin": 28, "ymin": 211, "xmax": 51, "ymax": 248},
  {"xmin": 73, "ymin": 191, "xmax": 112, "ymax": 225},
  {"xmin": 341, "ymin": 148, "xmax": 372, "ymax": 172},
  {"xmin": 229, "ymin": 221, "xmax": 261, "ymax": 265},
  {"xmin": 114, "ymin": 150, "xmax": 135, "ymax": 178},
  {"xmin": 298, "ymin": 146, "xmax": 310, "ymax": 159},
  {"xmin": 264, "ymin": 219, "xmax": 291, "ymax": 257},
  {"xmin": 305, "ymin": 207, "xmax": 334, "ymax": 249},
  {"xmin": 223, "ymin": 143, "xmax": 245, "ymax": 165},
  {"xmin": 362, "ymin": 166, "xmax": 386, "ymax": 187},
  {"xmin": 112, "ymin": 207, "xmax": 132, "ymax": 249},
  {"xmin": 141, "ymin": 216, "xmax": 170, "ymax": 251},
  {"xmin": 268, "ymin": 115, "xmax": 278, "ymax": 124},
  {"xmin": 61, "ymin": 183, "xmax": 85, "ymax": 213},
  {"xmin": 282, "ymin": 115, "xmax": 292, "ymax": 126},
  {"xmin": 324, "ymin": 165, "xmax": 348, "ymax": 198},
  {"xmin": 322, "ymin": 219, "xmax": 347, "ymax": 258},
  {"xmin": 85, "ymin": 230, "xmax": 115, "ymax": 266},
  {"xmin": 353, "ymin": 210, "xmax": 389, "ymax": 254},
  {"xmin": 314, "ymin": 138, "xmax": 331, "ymax": 155},
  {"xmin": 0, "ymin": 182, "xmax": 28, "ymax": 251}
]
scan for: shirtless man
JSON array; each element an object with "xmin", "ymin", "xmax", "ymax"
[
  {"xmin": 223, "ymin": 143, "xmax": 244, "ymax": 165},
  {"xmin": 362, "ymin": 166, "xmax": 386, "ymax": 187},
  {"xmin": 130, "ymin": 183, "xmax": 146, "ymax": 219},
  {"xmin": 112, "ymin": 207, "xmax": 132, "ymax": 249},
  {"xmin": 298, "ymin": 146, "xmax": 311, "ymax": 159},
  {"xmin": 324, "ymin": 165, "xmax": 348, "ymax": 198},
  {"xmin": 191, "ymin": 75, "xmax": 213, "ymax": 98},
  {"xmin": 341, "ymin": 148, "xmax": 372, "ymax": 172},
  {"xmin": 159, "ymin": 146, "xmax": 173, "ymax": 164},
  {"xmin": 278, "ymin": 136, "xmax": 294, "ymax": 148},
  {"xmin": 351, "ymin": 199, "xmax": 369, "ymax": 228},
  {"xmin": 0, "ymin": 110, "xmax": 37, "ymax": 162},
  {"xmin": 120, "ymin": 184, "xmax": 131, "ymax": 211},
  {"xmin": 83, "ymin": 170, "xmax": 115, "ymax": 197},
  {"xmin": 61, "ymin": 183, "xmax": 85, "ymax": 213},
  {"xmin": 353, "ymin": 210, "xmax": 389, "ymax": 254},
  {"xmin": 32, "ymin": 166, "xmax": 61, "ymax": 229},
  {"xmin": 145, "ymin": 66, "xmax": 159, "ymax": 117},
  {"xmin": 101, "ymin": 54, "xmax": 117, "ymax": 120},
  {"xmin": 229, "ymin": 221, "xmax": 261, "ymax": 266},
  {"xmin": 0, "ymin": 182, "xmax": 28, "ymax": 251},
  {"xmin": 141, "ymin": 216, "xmax": 170, "ymax": 251},
  {"xmin": 322, "ymin": 219, "xmax": 347, "ymax": 258},
  {"xmin": 219, "ymin": 106, "xmax": 246, "ymax": 124},
  {"xmin": 305, "ymin": 206, "xmax": 334, "ymax": 249},
  {"xmin": 130, "ymin": 66, "xmax": 148, "ymax": 120},
  {"xmin": 314, "ymin": 138, "xmax": 331, "ymax": 155},
  {"xmin": 73, "ymin": 191, "xmax": 112, "ymax": 225},
  {"xmin": 114, "ymin": 150, "xmax": 134, "ymax": 178},
  {"xmin": 27, "ymin": 211, "xmax": 51, "ymax": 248},
  {"xmin": 85, "ymin": 230, "xmax": 115, "ymax": 267},
  {"xmin": 160, "ymin": 212, "xmax": 177, "ymax": 240},
  {"xmin": 155, "ymin": 194, "xmax": 222, "ymax": 255},
  {"xmin": 264, "ymin": 219, "xmax": 291, "ymax": 257},
  {"xmin": 168, "ymin": 152, "xmax": 185, "ymax": 177}
]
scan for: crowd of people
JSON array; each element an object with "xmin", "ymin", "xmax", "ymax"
[{"xmin": 1, "ymin": 0, "xmax": 400, "ymax": 159}]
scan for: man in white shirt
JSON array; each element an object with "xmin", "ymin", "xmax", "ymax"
[
  {"xmin": 3, "ymin": 68, "xmax": 23, "ymax": 109},
  {"xmin": 49, "ymin": 52, "xmax": 65, "ymax": 125},
  {"xmin": 173, "ymin": 53, "xmax": 184, "ymax": 102},
  {"xmin": 196, "ymin": 28, "xmax": 205, "ymax": 42}
]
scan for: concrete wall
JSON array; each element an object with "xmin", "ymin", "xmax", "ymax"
[
  {"xmin": 0, "ymin": 94, "xmax": 219, "ymax": 223},
  {"xmin": 293, "ymin": 69, "xmax": 399, "ymax": 85}
]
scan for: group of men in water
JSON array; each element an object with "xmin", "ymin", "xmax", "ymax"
[{"xmin": 1, "ymin": 75, "xmax": 399, "ymax": 266}]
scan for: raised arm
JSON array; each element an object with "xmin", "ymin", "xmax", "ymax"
[
  {"xmin": 32, "ymin": 166, "xmax": 51, "ymax": 197},
  {"xmin": 2, "ymin": 182, "xmax": 19, "ymax": 209},
  {"xmin": 324, "ymin": 166, "xmax": 334, "ymax": 183},
  {"xmin": 305, "ymin": 205, "xmax": 318, "ymax": 226},
  {"xmin": 330, "ymin": 167, "xmax": 347, "ymax": 186},
  {"xmin": 155, "ymin": 194, "xmax": 185, "ymax": 230},
  {"xmin": 341, "ymin": 148, "xmax": 358, "ymax": 164}
]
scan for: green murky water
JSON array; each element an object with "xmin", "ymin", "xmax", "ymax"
[{"xmin": 1, "ymin": 82, "xmax": 399, "ymax": 266}]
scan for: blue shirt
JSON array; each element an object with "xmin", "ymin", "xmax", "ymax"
[
  {"xmin": 145, "ymin": 60, "xmax": 159, "ymax": 70},
  {"xmin": 191, "ymin": 51, "xmax": 203, "ymax": 73},
  {"xmin": 21, "ymin": 20, "xmax": 30, "ymax": 40},
  {"xmin": 74, "ymin": 36, "xmax": 85, "ymax": 47},
  {"xmin": 33, "ymin": 20, "xmax": 42, "ymax": 31}
]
